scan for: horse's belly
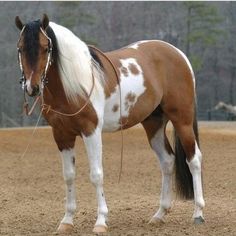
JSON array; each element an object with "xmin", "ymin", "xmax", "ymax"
[{"xmin": 102, "ymin": 58, "xmax": 147, "ymax": 132}]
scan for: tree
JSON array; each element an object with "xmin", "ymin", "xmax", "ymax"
[
  {"xmin": 56, "ymin": 2, "xmax": 96, "ymax": 45},
  {"xmin": 183, "ymin": 2, "xmax": 222, "ymax": 73},
  {"xmin": 226, "ymin": 2, "xmax": 236, "ymax": 105}
]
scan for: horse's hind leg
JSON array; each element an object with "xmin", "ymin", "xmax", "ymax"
[
  {"xmin": 174, "ymin": 121, "xmax": 205, "ymax": 223},
  {"xmin": 167, "ymin": 105, "xmax": 205, "ymax": 224},
  {"xmin": 142, "ymin": 111, "xmax": 175, "ymax": 223}
]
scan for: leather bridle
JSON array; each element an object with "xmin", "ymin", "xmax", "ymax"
[
  {"xmin": 17, "ymin": 26, "xmax": 53, "ymax": 116},
  {"xmin": 17, "ymin": 26, "xmax": 53, "ymax": 91}
]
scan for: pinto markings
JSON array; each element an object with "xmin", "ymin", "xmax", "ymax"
[{"xmin": 103, "ymin": 58, "xmax": 146, "ymax": 132}]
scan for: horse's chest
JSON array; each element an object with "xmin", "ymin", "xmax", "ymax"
[{"xmin": 103, "ymin": 58, "xmax": 146, "ymax": 132}]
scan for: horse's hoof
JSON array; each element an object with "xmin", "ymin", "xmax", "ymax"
[
  {"xmin": 57, "ymin": 223, "xmax": 74, "ymax": 234},
  {"xmin": 148, "ymin": 217, "xmax": 165, "ymax": 225},
  {"xmin": 194, "ymin": 216, "xmax": 205, "ymax": 225},
  {"xmin": 93, "ymin": 225, "xmax": 108, "ymax": 234}
]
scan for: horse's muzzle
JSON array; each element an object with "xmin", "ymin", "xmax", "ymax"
[{"xmin": 27, "ymin": 85, "xmax": 40, "ymax": 97}]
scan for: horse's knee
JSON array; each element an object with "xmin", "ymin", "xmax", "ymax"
[
  {"xmin": 61, "ymin": 149, "xmax": 76, "ymax": 185},
  {"xmin": 64, "ymin": 169, "xmax": 75, "ymax": 185},
  {"xmin": 90, "ymin": 169, "xmax": 103, "ymax": 185},
  {"xmin": 159, "ymin": 154, "xmax": 175, "ymax": 175}
]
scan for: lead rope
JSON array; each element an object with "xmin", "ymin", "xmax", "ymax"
[
  {"xmin": 88, "ymin": 45, "xmax": 124, "ymax": 183},
  {"xmin": 20, "ymin": 108, "xmax": 43, "ymax": 159},
  {"xmin": 23, "ymin": 89, "xmax": 41, "ymax": 116}
]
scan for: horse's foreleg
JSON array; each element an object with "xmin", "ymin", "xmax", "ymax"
[
  {"xmin": 82, "ymin": 128, "xmax": 108, "ymax": 233},
  {"xmin": 57, "ymin": 148, "xmax": 77, "ymax": 234}
]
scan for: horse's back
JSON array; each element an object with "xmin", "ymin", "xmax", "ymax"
[{"xmin": 106, "ymin": 40, "xmax": 195, "ymax": 95}]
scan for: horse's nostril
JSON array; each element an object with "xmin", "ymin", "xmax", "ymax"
[{"xmin": 29, "ymin": 85, "xmax": 40, "ymax": 97}]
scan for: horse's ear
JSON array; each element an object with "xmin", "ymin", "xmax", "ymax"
[
  {"xmin": 41, "ymin": 14, "xmax": 49, "ymax": 30},
  {"xmin": 15, "ymin": 16, "xmax": 24, "ymax": 30}
]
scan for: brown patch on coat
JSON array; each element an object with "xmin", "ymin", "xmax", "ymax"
[
  {"xmin": 112, "ymin": 104, "xmax": 119, "ymax": 112},
  {"xmin": 120, "ymin": 66, "xmax": 129, "ymax": 77},
  {"xmin": 128, "ymin": 63, "xmax": 140, "ymax": 75},
  {"xmin": 124, "ymin": 92, "xmax": 136, "ymax": 111},
  {"xmin": 126, "ymin": 92, "xmax": 136, "ymax": 103},
  {"xmin": 118, "ymin": 117, "xmax": 129, "ymax": 129}
]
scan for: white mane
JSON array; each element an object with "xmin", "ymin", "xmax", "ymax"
[{"xmin": 49, "ymin": 22, "xmax": 104, "ymax": 103}]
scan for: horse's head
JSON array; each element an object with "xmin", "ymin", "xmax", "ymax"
[
  {"xmin": 15, "ymin": 14, "xmax": 52, "ymax": 97},
  {"xmin": 213, "ymin": 101, "xmax": 225, "ymax": 110}
]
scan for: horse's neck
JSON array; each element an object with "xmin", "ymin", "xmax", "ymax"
[
  {"xmin": 44, "ymin": 64, "xmax": 67, "ymax": 105},
  {"xmin": 43, "ymin": 50, "xmax": 119, "ymax": 108},
  {"xmin": 222, "ymin": 103, "xmax": 234, "ymax": 111}
]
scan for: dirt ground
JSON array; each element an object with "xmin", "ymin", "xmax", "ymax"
[{"xmin": 0, "ymin": 122, "xmax": 235, "ymax": 236}]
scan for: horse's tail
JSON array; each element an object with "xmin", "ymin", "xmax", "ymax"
[{"xmin": 174, "ymin": 102, "xmax": 199, "ymax": 200}]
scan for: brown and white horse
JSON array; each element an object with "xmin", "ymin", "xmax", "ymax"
[{"xmin": 15, "ymin": 14, "xmax": 205, "ymax": 234}]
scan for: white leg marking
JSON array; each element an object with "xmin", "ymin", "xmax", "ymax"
[
  {"xmin": 187, "ymin": 142, "xmax": 205, "ymax": 219},
  {"xmin": 150, "ymin": 126, "xmax": 175, "ymax": 221},
  {"xmin": 82, "ymin": 128, "xmax": 108, "ymax": 228},
  {"xmin": 60, "ymin": 149, "xmax": 76, "ymax": 225}
]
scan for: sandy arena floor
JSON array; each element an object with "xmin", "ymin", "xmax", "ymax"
[{"xmin": 0, "ymin": 122, "xmax": 235, "ymax": 235}]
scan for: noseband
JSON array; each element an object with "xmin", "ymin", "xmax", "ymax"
[{"xmin": 17, "ymin": 26, "xmax": 53, "ymax": 91}]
